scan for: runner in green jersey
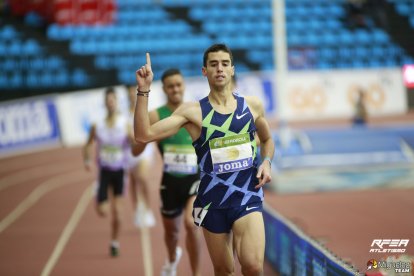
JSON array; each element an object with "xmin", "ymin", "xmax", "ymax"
[{"xmin": 151, "ymin": 69, "xmax": 201, "ymax": 276}]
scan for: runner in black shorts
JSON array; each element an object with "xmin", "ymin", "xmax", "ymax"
[
  {"xmin": 160, "ymin": 173, "xmax": 199, "ymax": 218},
  {"xmin": 97, "ymin": 168, "xmax": 124, "ymax": 203},
  {"xmin": 135, "ymin": 69, "xmax": 202, "ymax": 276},
  {"xmin": 83, "ymin": 87, "xmax": 135, "ymax": 257}
]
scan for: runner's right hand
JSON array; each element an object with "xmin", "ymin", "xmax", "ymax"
[{"xmin": 135, "ymin": 53, "xmax": 153, "ymax": 92}]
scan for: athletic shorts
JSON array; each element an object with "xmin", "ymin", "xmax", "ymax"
[
  {"xmin": 127, "ymin": 142, "xmax": 155, "ymax": 169},
  {"xmin": 193, "ymin": 201, "xmax": 263, "ymax": 233},
  {"xmin": 160, "ymin": 173, "xmax": 200, "ymax": 218},
  {"xmin": 96, "ymin": 168, "xmax": 125, "ymax": 203}
]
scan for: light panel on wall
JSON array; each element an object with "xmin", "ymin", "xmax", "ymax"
[{"xmin": 402, "ymin": 65, "xmax": 414, "ymax": 88}]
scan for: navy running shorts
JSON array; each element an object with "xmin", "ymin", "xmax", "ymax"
[{"xmin": 193, "ymin": 201, "xmax": 263, "ymax": 233}]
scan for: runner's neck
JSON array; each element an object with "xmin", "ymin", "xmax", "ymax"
[{"xmin": 208, "ymin": 89, "xmax": 236, "ymax": 114}]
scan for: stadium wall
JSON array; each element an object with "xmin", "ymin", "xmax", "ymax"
[
  {"xmin": 280, "ymin": 68, "xmax": 407, "ymax": 121},
  {"xmin": 0, "ymin": 69, "xmax": 407, "ymax": 156}
]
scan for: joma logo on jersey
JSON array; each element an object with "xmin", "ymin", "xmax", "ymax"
[
  {"xmin": 218, "ymin": 160, "xmax": 250, "ymax": 173},
  {"xmin": 370, "ymin": 239, "xmax": 409, "ymax": 253}
]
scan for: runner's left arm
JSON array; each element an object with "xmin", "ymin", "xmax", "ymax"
[{"xmin": 249, "ymin": 97, "xmax": 274, "ymax": 188}]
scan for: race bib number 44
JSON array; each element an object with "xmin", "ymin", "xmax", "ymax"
[
  {"xmin": 209, "ymin": 133, "xmax": 253, "ymax": 174},
  {"xmin": 163, "ymin": 144, "xmax": 198, "ymax": 174}
]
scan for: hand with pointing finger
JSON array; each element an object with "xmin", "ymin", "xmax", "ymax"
[{"xmin": 135, "ymin": 53, "xmax": 153, "ymax": 92}]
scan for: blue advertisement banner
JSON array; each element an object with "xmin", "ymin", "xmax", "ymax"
[
  {"xmin": 0, "ymin": 97, "xmax": 60, "ymax": 155},
  {"xmin": 264, "ymin": 206, "xmax": 356, "ymax": 276}
]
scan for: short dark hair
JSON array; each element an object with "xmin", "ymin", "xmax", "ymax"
[
  {"xmin": 105, "ymin": 87, "xmax": 115, "ymax": 98},
  {"xmin": 161, "ymin": 68, "xmax": 182, "ymax": 83},
  {"xmin": 203, "ymin": 43, "xmax": 234, "ymax": 67}
]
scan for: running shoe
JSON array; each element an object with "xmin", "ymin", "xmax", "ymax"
[
  {"xmin": 134, "ymin": 204, "xmax": 144, "ymax": 228},
  {"xmin": 160, "ymin": 246, "xmax": 182, "ymax": 276},
  {"xmin": 144, "ymin": 210, "xmax": 156, "ymax": 228},
  {"xmin": 110, "ymin": 244, "xmax": 119, "ymax": 257}
]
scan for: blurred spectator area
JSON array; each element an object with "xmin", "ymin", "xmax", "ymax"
[
  {"xmin": 7, "ymin": 0, "xmax": 115, "ymax": 25},
  {"xmin": 1, "ymin": 0, "xmax": 414, "ymax": 100}
]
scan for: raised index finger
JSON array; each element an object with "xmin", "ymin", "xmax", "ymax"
[{"xmin": 146, "ymin": 52, "xmax": 151, "ymax": 67}]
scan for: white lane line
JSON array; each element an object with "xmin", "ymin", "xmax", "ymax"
[
  {"xmin": 41, "ymin": 184, "xmax": 92, "ymax": 276},
  {"xmin": 137, "ymin": 193, "xmax": 153, "ymax": 276},
  {"xmin": 0, "ymin": 170, "xmax": 90, "ymax": 234},
  {"xmin": 140, "ymin": 224, "xmax": 154, "ymax": 276},
  {"xmin": 0, "ymin": 163, "xmax": 76, "ymax": 192}
]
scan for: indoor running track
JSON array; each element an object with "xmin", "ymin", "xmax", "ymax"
[{"xmin": 0, "ymin": 147, "xmax": 277, "ymax": 276}]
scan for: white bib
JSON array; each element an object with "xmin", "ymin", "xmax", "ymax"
[
  {"xmin": 209, "ymin": 133, "xmax": 253, "ymax": 174},
  {"xmin": 163, "ymin": 144, "xmax": 198, "ymax": 174},
  {"xmin": 99, "ymin": 145, "xmax": 123, "ymax": 165}
]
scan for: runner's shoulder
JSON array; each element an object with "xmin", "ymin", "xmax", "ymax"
[
  {"xmin": 244, "ymin": 96, "xmax": 263, "ymax": 112},
  {"xmin": 175, "ymin": 101, "xmax": 200, "ymax": 116}
]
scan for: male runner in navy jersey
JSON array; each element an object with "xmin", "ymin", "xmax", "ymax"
[{"xmin": 134, "ymin": 44, "xmax": 274, "ymax": 276}]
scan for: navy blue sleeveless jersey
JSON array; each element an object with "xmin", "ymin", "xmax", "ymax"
[{"xmin": 192, "ymin": 94, "xmax": 264, "ymax": 209}]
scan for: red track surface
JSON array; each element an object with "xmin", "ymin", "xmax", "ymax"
[
  {"xmin": 265, "ymin": 188, "xmax": 414, "ymax": 273},
  {"xmin": 0, "ymin": 147, "xmax": 276, "ymax": 276},
  {"xmin": 2, "ymin": 146, "xmax": 413, "ymax": 275}
]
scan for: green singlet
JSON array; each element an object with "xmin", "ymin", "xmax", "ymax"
[{"xmin": 156, "ymin": 105, "xmax": 198, "ymax": 177}]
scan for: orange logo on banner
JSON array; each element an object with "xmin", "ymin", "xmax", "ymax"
[
  {"xmin": 288, "ymin": 85, "xmax": 327, "ymax": 112},
  {"xmin": 347, "ymin": 83, "xmax": 386, "ymax": 109}
]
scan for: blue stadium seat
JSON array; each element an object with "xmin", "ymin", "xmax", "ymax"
[
  {"xmin": 30, "ymin": 57, "xmax": 44, "ymax": 70},
  {"xmin": 367, "ymin": 59, "xmax": 382, "ymax": 68},
  {"xmin": 325, "ymin": 19, "xmax": 342, "ymax": 30},
  {"xmin": 0, "ymin": 75, "xmax": 7, "ymax": 87},
  {"xmin": 319, "ymin": 48, "xmax": 336, "ymax": 60},
  {"xmin": 319, "ymin": 33, "xmax": 338, "ymax": 46},
  {"xmin": 47, "ymin": 24, "xmax": 74, "ymax": 40},
  {"xmin": 55, "ymin": 70, "xmax": 70, "ymax": 86},
  {"xmin": 40, "ymin": 72, "xmax": 54, "ymax": 87},
  {"xmin": 0, "ymin": 25, "xmax": 18, "ymax": 40},
  {"xmin": 47, "ymin": 56, "xmax": 64, "ymax": 69},
  {"xmin": 8, "ymin": 42, "xmax": 22, "ymax": 56},
  {"xmin": 354, "ymin": 30, "xmax": 371, "ymax": 45},
  {"xmin": 10, "ymin": 73, "xmax": 23, "ymax": 87},
  {"xmin": 395, "ymin": 3, "xmax": 410, "ymax": 15},
  {"xmin": 26, "ymin": 72, "xmax": 40, "ymax": 87},
  {"xmin": 2, "ymin": 59, "xmax": 17, "ymax": 71},
  {"xmin": 354, "ymin": 46, "xmax": 369, "ymax": 59},
  {"xmin": 317, "ymin": 61, "xmax": 333, "ymax": 69},
  {"xmin": 372, "ymin": 29, "xmax": 389, "ymax": 44},
  {"xmin": 189, "ymin": 7, "xmax": 204, "ymax": 20},
  {"xmin": 72, "ymin": 69, "xmax": 89, "ymax": 86},
  {"xmin": 338, "ymin": 31, "xmax": 354, "ymax": 45},
  {"xmin": 23, "ymin": 39, "xmax": 42, "ymax": 56}
]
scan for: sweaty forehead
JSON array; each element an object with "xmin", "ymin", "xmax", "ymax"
[{"xmin": 207, "ymin": 51, "xmax": 231, "ymax": 63}]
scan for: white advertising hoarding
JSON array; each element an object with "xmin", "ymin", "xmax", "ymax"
[{"xmin": 279, "ymin": 68, "xmax": 407, "ymax": 120}]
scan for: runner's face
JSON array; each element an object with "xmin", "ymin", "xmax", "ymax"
[
  {"xmin": 202, "ymin": 51, "xmax": 234, "ymax": 89},
  {"xmin": 105, "ymin": 93, "xmax": 117, "ymax": 114},
  {"xmin": 163, "ymin": 74, "xmax": 185, "ymax": 105}
]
